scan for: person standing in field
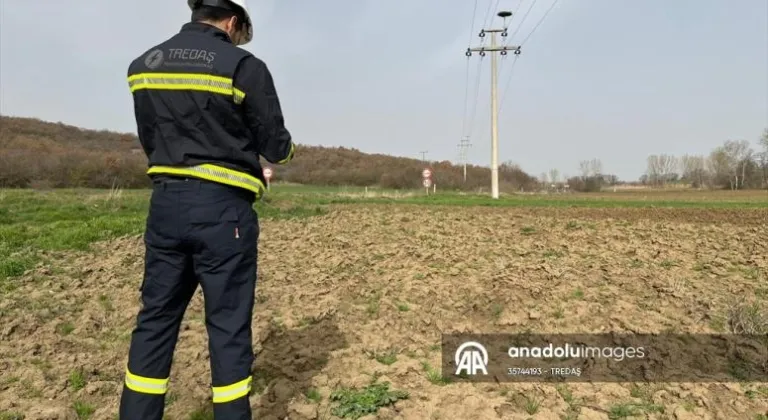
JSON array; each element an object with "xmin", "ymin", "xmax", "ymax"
[{"xmin": 119, "ymin": 1, "xmax": 294, "ymax": 418}]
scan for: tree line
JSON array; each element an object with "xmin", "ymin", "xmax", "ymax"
[
  {"xmin": 534, "ymin": 131, "xmax": 768, "ymax": 192},
  {"xmin": 0, "ymin": 116, "xmax": 538, "ymax": 192},
  {"xmin": 2, "ymin": 116, "xmax": 765, "ymax": 192},
  {"xmin": 641, "ymin": 133, "xmax": 768, "ymax": 189},
  {"xmin": 535, "ymin": 158, "xmax": 621, "ymax": 192}
]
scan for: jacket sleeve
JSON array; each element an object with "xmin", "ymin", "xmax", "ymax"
[{"xmin": 233, "ymin": 55, "xmax": 295, "ymax": 164}]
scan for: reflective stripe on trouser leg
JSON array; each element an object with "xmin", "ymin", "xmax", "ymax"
[
  {"xmin": 188, "ymin": 183, "xmax": 259, "ymax": 419},
  {"xmin": 212, "ymin": 376, "xmax": 253, "ymax": 403},
  {"xmin": 124, "ymin": 368, "xmax": 169, "ymax": 395},
  {"xmin": 119, "ymin": 184, "xmax": 199, "ymax": 420}
]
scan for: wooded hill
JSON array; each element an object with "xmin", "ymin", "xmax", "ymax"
[{"xmin": 0, "ymin": 116, "xmax": 538, "ymax": 191}]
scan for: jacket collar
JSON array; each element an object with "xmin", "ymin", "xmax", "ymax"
[{"xmin": 180, "ymin": 22, "xmax": 233, "ymax": 44}]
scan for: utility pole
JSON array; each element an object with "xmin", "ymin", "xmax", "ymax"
[
  {"xmin": 466, "ymin": 11, "xmax": 521, "ymax": 199},
  {"xmin": 419, "ymin": 150, "xmax": 429, "ymax": 163},
  {"xmin": 458, "ymin": 136, "xmax": 472, "ymax": 182}
]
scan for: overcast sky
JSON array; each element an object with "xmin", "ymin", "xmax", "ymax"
[{"xmin": 1, "ymin": 0, "xmax": 766, "ymax": 180}]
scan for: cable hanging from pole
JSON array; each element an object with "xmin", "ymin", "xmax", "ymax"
[
  {"xmin": 479, "ymin": 0, "xmax": 494, "ymax": 42},
  {"xmin": 488, "ymin": 0, "xmax": 503, "ymax": 25},
  {"xmin": 495, "ymin": 0, "xmax": 528, "ymax": 76},
  {"xmin": 461, "ymin": 0, "xmax": 481, "ymax": 140},
  {"xmin": 497, "ymin": 56, "xmax": 521, "ymax": 114},
  {"xmin": 467, "ymin": 0, "xmax": 479, "ymax": 46},
  {"xmin": 501, "ymin": 0, "xmax": 528, "ymax": 48},
  {"xmin": 505, "ymin": 0, "xmax": 539, "ymax": 47},
  {"xmin": 498, "ymin": 0, "xmax": 560, "ymax": 115},
  {"xmin": 460, "ymin": 57, "xmax": 471, "ymax": 139},
  {"xmin": 466, "ymin": 59, "xmax": 484, "ymax": 139},
  {"xmin": 519, "ymin": 0, "xmax": 561, "ymax": 45},
  {"xmin": 479, "ymin": 0, "xmax": 501, "ymax": 47}
]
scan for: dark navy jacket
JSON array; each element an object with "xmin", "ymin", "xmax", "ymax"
[{"xmin": 127, "ymin": 22, "xmax": 294, "ymax": 198}]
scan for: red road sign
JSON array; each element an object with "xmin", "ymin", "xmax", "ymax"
[
  {"xmin": 422, "ymin": 169, "xmax": 432, "ymax": 178},
  {"xmin": 263, "ymin": 168, "xmax": 273, "ymax": 179},
  {"xmin": 423, "ymin": 178, "xmax": 432, "ymax": 188}
]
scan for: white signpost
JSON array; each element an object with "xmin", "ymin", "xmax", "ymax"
[
  {"xmin": 263, "ymin": 167, "xmax": 273, "ymax": 191},
  {"xmin": 422, "ymin": 168, "xmax": 432, "ymax": 195}
]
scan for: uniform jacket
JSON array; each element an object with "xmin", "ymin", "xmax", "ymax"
[{"xmin": 127, "ymin": 22, "xmax": 294, "ymax": 199}]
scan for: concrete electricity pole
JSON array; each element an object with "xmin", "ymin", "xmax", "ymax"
[
  {"xmin": 466, "ymin": 11, "xmax": 521, "ymax": 199},
  {"xmin": 458, "ymin": 136, "xmax": 472, "ymax": 182}
]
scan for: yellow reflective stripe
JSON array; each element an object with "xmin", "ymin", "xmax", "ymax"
[
  {"xmin": 128, "ymin": 73, "xmax": 246, "ymax": 104},
  {"xmin": 277, "ymin": 143, "xmax": 295, "ymax": 165},
  {"xmin": 147, "ymin": 164, "xmax": 266, "ymax": 197},
  {"xmin": 233, "ymin": 88, "xmax": 246, "ymax": 105},
  {"xmin": 124, "ymin": 368, "xmax": 168, "ymax": 395},
  {"xmin": 212, "ymin": 376, "xmax": 252, "ymax": 403},
  {"xmin": 128, "ymin": 72, "xmax": 233, "ymax": 83}
]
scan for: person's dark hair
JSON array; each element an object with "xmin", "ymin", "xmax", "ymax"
[{"xmin": 191, "ymin": 6, "xmax": 245, "ymax": 30}]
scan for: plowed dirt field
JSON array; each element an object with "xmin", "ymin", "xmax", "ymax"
[{"xmin": 1, "ymin": 204, "xmax": 767, "ymax": 419}]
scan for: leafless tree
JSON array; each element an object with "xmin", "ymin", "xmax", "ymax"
[
  {"xmin": 646, "ymin": 155, "xmax": 660, "ymax": 186},
  {"xmin": 708, "ymin": 147, "xmax": 732, "ymax": 189},
  {"xmin": 723, "ymin": 139, "xmax": 752, "ymax": 189},
  {"xmin": 679, "ymin": 155, "xmax": 691, "ymax": 181},
  {"xmin": 658, "ymin": 154, "xmax": 677, "ymax": 184},
  {"xmin": 549, "ymin": 168, "xmax": 559, "ymax": 185},
  {"xmin": 742, "ymin": 148, "xmax": 754, "ymax": 188},
  {"xmin": 589, "ymin": 159, "xmax": 602, "ymax": 177},
  {"xmin": 579, "ymin": 161, "xmax": 590, "ymax": 180},
  {"xmin": 680, "ymin": 154, "xmax": 707, "ymax": 188}
]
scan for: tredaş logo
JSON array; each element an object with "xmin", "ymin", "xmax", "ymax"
[{"xmin": 455, "ymin": 341, "xmax": 488, "ymax": 375}]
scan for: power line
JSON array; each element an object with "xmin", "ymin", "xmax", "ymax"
[
  {"xmin": 461, "ymin": 0, "xmax": 480, "ymax": 139},
  {"xmin": 465, "ymin": 10, "xmax": 521, "ymax": 199},
  {"xmin": 480, "ymin": 0, "xmax": 502, "ymax": 46},
  {"xmin": 465, "ymin": 0, "xmax": 512, "ymax": 141},
  {"xmin": 466, "ymin": 59, "xmax": 484, "ymax": 138},
  {"xmin": 460, "ymin": 56, "xmax": 472, "ymax": 138},
  {"xmin": 458, "ymin": 137, "xmax": 472, "ymax": 160},
  {"xmin": 489, "ymin": 0, "xmax": 503, "ymax": 23},
  {"xmin": 480, "ymin": 1, "xmax": 496, "ymax": 33},
  {"xmin": 497, "ymin": 0, "xmax": 531, "ymax": 74},
  {"xmin": 498, "ymin": 0, "xmax": 525, "ymax": 72},
  {"xmin": 468, "ymin": 0, "xmax": 479, "ymax": 45},
  {"xmin": 507, "ymin": 0, "xmax": 539, "ymax": 44},
  {"xmin": 498, "ymin": 0, "xmax": 560, "ymax": 114},
  {"xmin": 468, "ymin": 2, "xmax": 515, "ymax": 139},
  {"xmin": 502, "ymin": 0, "xmax": 528, "ymax": 47},
  {"xmin": 497, "ymin": 56, "xmax": 521, "ymax": 114},
  {"xmin": 469, "ymin": 0, "xmax": 559, "ymax": 187},
  {"xmin": 458, "ymin": 136, "xmax": 473, "ymax": 182},
  {"xmin": 519, "ymin": 0, "xmax": 561, "ymax": 45}
]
